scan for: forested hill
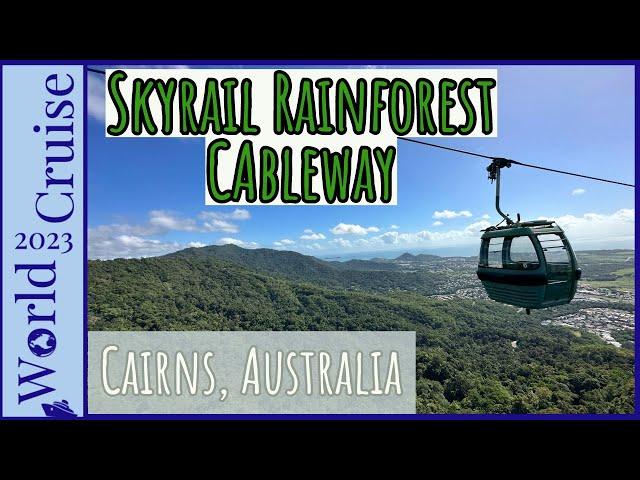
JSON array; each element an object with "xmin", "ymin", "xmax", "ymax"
[
  {"xmin": 395, "ymin": 252, "xmax": 442, "ymax": 262},
  {"xmin": 165, "ymin": 244, "xmax": 443, "ymax": 293},
  {"xmin": 167, "ymin": 244, "xmax": 339, "ymax": 280},
  {"xmin": 89, "ymin": 246, "xmax": 634, "ymax": 413}
]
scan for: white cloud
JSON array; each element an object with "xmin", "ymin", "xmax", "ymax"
[
  {"xmin": 464, "ymin": 220, "xmax": 492, "ymax": 233},
  {"xmin": 432, "ymin": 221, "xmax": 444, "ymax": 226},
  {"xmin": 571, "ymin": 188, "xmax": 586, "ymax": 196},
  {"xmin": 274, "ymin": 239, "xmax": 296, "ymax": 247},
  {"xmin": 202, "ymin": 219, "xmax": 238, "ymax": 233},
  {"xmin": 327, "ymin": 219, "xmax": 492, "ymax": 250},
  {"xmin": 116, "ymin": 235, "xmax": 155, "ymax": 248},
  {"xmin": 217, "ymin": 237, "xmax": 260, "ymax": 248},
  {"xmin": 329, "ymin": 238, "xmax": 353, "ymax": 248},
  {"xmin": 88, "ymin": 74, "xmax": 105, "ymax": 121},
  {"xmin": 321, "ymin": 210, "xmax": 634, "ymax": 253},
  {"xmin": 147, "ymin": 210, "xmax": 244, "ymax": 234},
  {"xmin": 480, "ymin": 214, "xmax": 491, "ymax": 220},
  {"xmin": 89, "ymin": 222, "xmax": 156, "ymax": 238},
  {"xmin": 546, "ymin": 209, "xmax": 634, "ymax": 246},
  {"xmin": 88, "ymin": 208, "xmax": 252, "ymax": 259},
  {"xmin": 149, "ymin": 210, "xmax": 199, "ymax": 232},
  {"xmin": 228, "ymin": 208, "xmax": 251, "ymax": 220},
  {"xmin": 199, "ymin": 209, "xmax": 251, "ymax": 221},
  {"xmin": 89, "ymin": 229, "xmax": 185, "ymax": 259},
  {"xmin": 330, "ymin": 223, "xmax": 380, "ymax": 235},
  {"xmin": 198, "ymin": 209, "xmax": 250, "ymax": 233},
  {"xmin": 187, "ymin": 241, "xmax": 207, "ymax": 248},
  {"xmin": 353, "ymin": 238, "xmax": 372, "ymax": 248},
  {"xmin": 303, "ymin": 243, "xmax": 325, "ymax": 250},
  {"xmin": 390, "ymin": 224, "xmax": 400, "ymax": 230},
  {"xmin": 433, "ymin": 209, "xmax": 473, "ymax": 219},
  {"xmin": 94, "ymin": 209, "xmax": 251, "ymax": 237},
  {"xmin": 89, "ymin": 231, "xmax": 261, "ymax": 258},
  {"xmin": 300, "ymin": 230, "xmax": 326, "ymax": 241},
  {"xmin": 377, "ymin": 231, "xmax": 423, "ymax": 245}
]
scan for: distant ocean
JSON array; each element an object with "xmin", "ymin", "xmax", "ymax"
[
  {"xmin": 318, "ymin": 240, "xmax": 635, "ymax": 262},
  {"xmin": 318, "ymin": 246, "xmax": 480, "ymax": 261}
]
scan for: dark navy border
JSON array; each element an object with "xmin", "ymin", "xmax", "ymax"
[{"xmin": 0, "ymin": 58, "xmax": 637, "ymax": 421}]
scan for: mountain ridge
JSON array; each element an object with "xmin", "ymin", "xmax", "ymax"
[{"xmin": 88, "ymin": 244, "xmax": 635, "ymax": 413}]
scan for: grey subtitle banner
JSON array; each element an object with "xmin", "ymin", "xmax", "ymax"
[{"xmin": 89, "ymin": 331, "xmax": 416, "ymax": 414}]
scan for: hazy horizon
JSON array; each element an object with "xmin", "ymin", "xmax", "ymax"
[{"xmin": 88, "ymin": 239, "xmax": 635, "ymax": 263}]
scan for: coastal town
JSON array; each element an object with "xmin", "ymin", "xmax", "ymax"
[{"xmin": 389, "ymin": 250, "xmax": 635, "ymax": 348}]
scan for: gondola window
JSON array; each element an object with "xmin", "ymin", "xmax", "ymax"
[
  {"xmin": 486, "ymin": 237, "xmax": 504, "ymax": 268},
  {"xmin": 507, "ymin": 236, "xmax": 539, "ymax": 267},
  {"xmin": 538, "ymin": 234, "xmax": 570, "ymax": 264}
]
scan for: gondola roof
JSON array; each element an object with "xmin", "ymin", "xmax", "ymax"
[{"xmin": 480, "ymin": 220, "xmax": 564, "ymax": 239}]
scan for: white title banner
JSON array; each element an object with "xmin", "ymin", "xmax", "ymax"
[{"xmin": 105, "ymin": 68, "xmax": 498, "ymax": 205}]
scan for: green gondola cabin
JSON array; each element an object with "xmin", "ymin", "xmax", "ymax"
[{"xmin": 476, "ymin": 220, "xmax": 581, "ymax": 312}]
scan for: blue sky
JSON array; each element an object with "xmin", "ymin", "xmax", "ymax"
[{"xmin": 88, "ymin": 65, "xmax": 635, "ymax": 259}]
